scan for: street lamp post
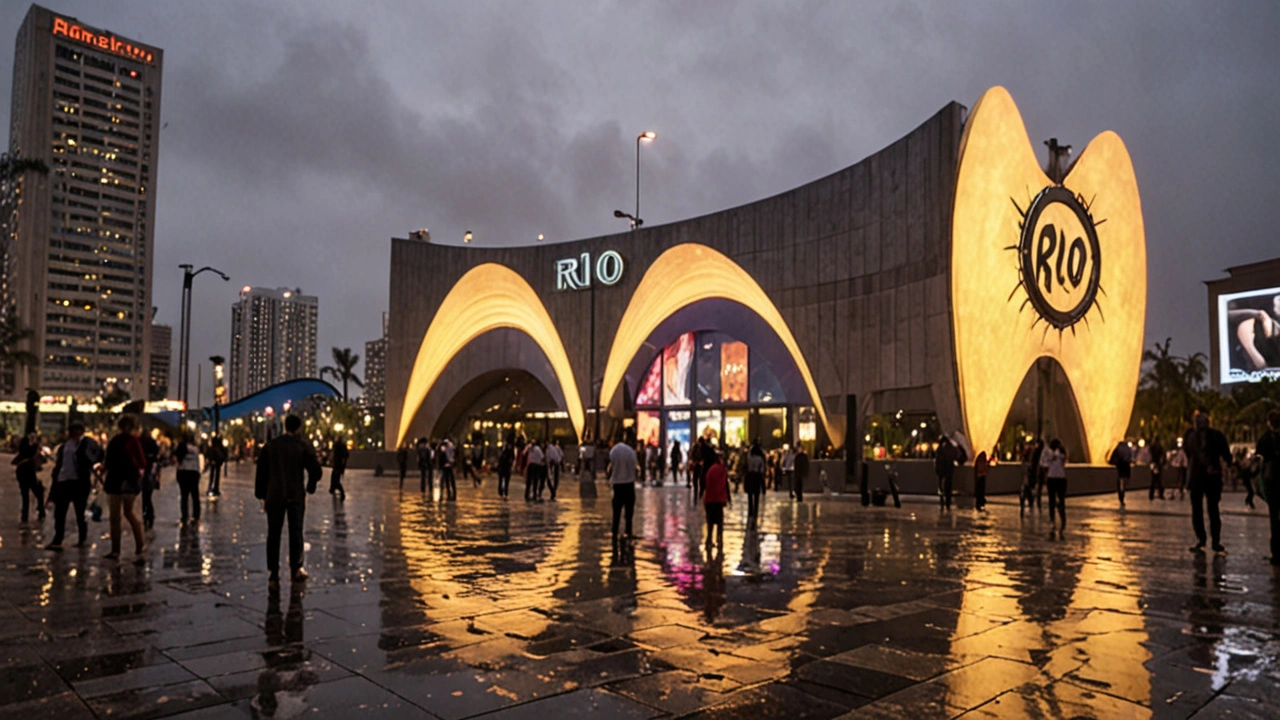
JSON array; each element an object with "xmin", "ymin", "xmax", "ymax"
[
  {"xmin": 636, "ymin": 130, "xmax": 655, "ymax": 225},
  {"xmin": 177, "ymin": 265, "xmax": 229, "ymax": 410}
]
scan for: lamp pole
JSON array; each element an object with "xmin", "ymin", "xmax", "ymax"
[
  {"xmin": 177, "ymin": 265, "xmax": 229, "ymax": 410},
  {"xmin": 635, "ymin": 131, "xmax": 655, "ymax": 227}
]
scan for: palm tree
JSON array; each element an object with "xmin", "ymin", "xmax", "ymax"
[{"xmin": 320, "ymin": 347, "xmax": 363, "ymax": 401}]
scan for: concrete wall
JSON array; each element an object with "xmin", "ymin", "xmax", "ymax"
[{"xmin": 387, "ymin": 103, "xmax": 967, "ymax": 447}]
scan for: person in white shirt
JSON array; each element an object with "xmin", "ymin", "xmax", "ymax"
[
  {"xmin": 440, "ymin": 439, "xmax": 457, "ymax": 501},
  {"xmin": 608, "ymin": 429, "xmax": 639, "ymax": 544},
  {"xmin": 1168, "ymin": 444, "xmax": 1189, "ymax": 499},
  {"xmin": 781, "ymin": 446, "xmax": 797, "ymax": 498},
  {"xmin": 1043, "ymin": 438, "xmax": 1068, "ymax": 532},
  {"xmin": 579, "ymin": 441, "xmax": 595, "ymax": 480},
  {"xmin": 545, "ymin": 441, "xmax": 563, "ymax": 500},
  {"xmin": 525, "ymin": 441, "xmax": 546, "ymax": 501}
]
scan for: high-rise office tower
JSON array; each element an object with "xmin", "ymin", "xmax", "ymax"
[
  {"xmin": 229, "ymin": 286, "xmax": 318, "ymax": 401},
  {"xmin": 148, "ymin": 321, "xmax": 170, "ymax": 400},
  {"xmin": 3, "ymin": 5, "xmax": 163, "ymax": 399},
  {"xmin": 364, "ymin": 312, "xmax": 387, "ymax": 408}
]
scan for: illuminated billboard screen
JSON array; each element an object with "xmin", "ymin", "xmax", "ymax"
[
  {"xmin": 663, "ymin": 332, "xmax": 694, "ymax": 406},
  {"xmin": 1219, "ymin": 286, "xmax": 1280, "ymax": 384}
]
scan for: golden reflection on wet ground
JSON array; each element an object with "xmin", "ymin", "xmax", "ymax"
[{"xmin": 0, "ymin": 462, "xmax": 1277, "ymax": 718}]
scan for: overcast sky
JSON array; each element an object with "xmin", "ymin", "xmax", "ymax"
[{"xmin": 3, "ymin": 1, "xmax": 1278, "ymax": 405}]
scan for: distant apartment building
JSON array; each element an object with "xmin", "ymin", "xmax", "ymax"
[
  {"xmin": 148, "ymin": 321, "xmax": 170, "ymax": 400},
  {"xmin": 229, "ymin": 286, "xmax": 317, "ymax": 401},
  {"xmin": 3, "ymin": 5, "xmax": 163, "ymax": 399},
  {"xmin": 364, "ymin": 312, "xmax": 387, "ymax": 407}
]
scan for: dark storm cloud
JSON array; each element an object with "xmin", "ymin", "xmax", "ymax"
[{"xmin": 3, "ymin": 0, "xmax": 1279, "ymax": 405}]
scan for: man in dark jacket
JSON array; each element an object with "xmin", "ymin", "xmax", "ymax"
[
  {"xmin": 329, "ymin": 436, "xmax": 349, "ymax": 501},
  {"xmin": 793, "ymin": 446, "xmax": 810, "ymax": 502},
  {"xmin": 935, "ymin": 435, "xmax": 965, "ymax": 510},
  {"xmin": 1255, "ymin": 410, "xmax": 1280, "ymax": 566},
  {"xmin": 1186, "ymin": 410, "xmax": 1231, "ymax": 554},
  {"xmin": 255, "ymin": 415, "xmax": 322, "ymax": 585},
  {"xmin": 46, "ymin": 423, "xmax": 101, "ymax": 550}
]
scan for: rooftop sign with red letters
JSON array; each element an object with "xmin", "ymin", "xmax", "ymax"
[{"xmin": 52, "ymin": 16, "xmax": 154, "ymax": 65}]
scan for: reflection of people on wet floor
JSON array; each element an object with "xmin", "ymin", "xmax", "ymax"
[
  {"xmin": 524, "ymin": 441, "xmax": 545, "ymax": 501},
  {"xmin": 328, "ymin": 437, "xmax": 348, "ymax": 501},
  {"xmin": 439, "ymin": 438, "xmax": 457, "ymax": 500},
  {"xmin": 496, "ymin": 441, "xmax": 514, "ymax": 498},
  {"xmin": 701, "ymin": 550, "xmax": 726, "ymax": 623},
  {"xmin": 396, "ymin": 444, "xmax": 409, "ymax": 489},
  {"xmin": 703, "ymin": 452, "xmax": 730, "ymax": 550},
  {"xmin": 255, "ymin": 414, "xmax": 323, "ymax": 586},
  {"xmin": 744, "ymin": 441, "xmax": 766, "ymax": 523},
  {"xmin": 546, "ymin": 441, "xmax": 563, "ymax": 500},
  {"xmin": 793, "ymin": 446, "xmax": 809, "ymax": 503},
  {"xmin": 1255, "ymin": 410, "xmax": 1280, "ymax": 566},
  {"xmin": 738, "ymin": 526, "xmax": 762, "ymax": 575},
  {"xmin": 258, "ymin": 588, "xmax": 313, "ymax": 717},
  {"xmin": 1108, "ymin": 440, "xmax": 1131, "ymax": 508},
  {"xmin": 1228, "ymin": 300, "xmax": 1280, "ymax": 372},
  {"xmin": 416, "ymin": 438, "xmax": 433, "ymax": 494},
  {"xmin": 608, "ymin": 429, "xmax": 639, "ymax": 545},
  {"xmin": 174, "ymin": 435, "xmax": 202, "ymax": 524},
  {"xmin": 1186, "ymin": 410, "xmax": 1231, "ymax": 554},
  {"xmin": 1043, "ymin": 439, "xmax": 1068, "ymax": 531},
  {"xmin": 934, "ymin": 435, "xmax": 964, "ymax": 510}
]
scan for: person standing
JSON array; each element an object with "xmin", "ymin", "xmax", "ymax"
[
  {"xmin": 103, "ymin": 416, "xmax": 147, "ymax": 562},
  {"xmin": 12, "ymin": 430, "xmax": 46, "ymax": 523},
  {"xmin": 174, "ymin": 434, "xmax": 202, "ymax": 524},
  {"xmin": 525, "ymin": 440, "xmax": 546, "ymax": 501},
  {"xmin": 1186, "ymin": 411, "xmax": 1231, "ymax": 554},
  {"xmin": 45, "ymin": 422, "xmax": 100, "ymax": 550},
  {"xmin": 1044, "ymin": 439, "xmax": 1068, "ymax": 532},
  {"xmin": 416, "ymin": 438, "xmax": 434, "ymax": 494},
  {"xmin": 608, "ymin": 429, "xmax": 639, "ymax": 545},
  {"xmin": 140, "ymin": 431, "xmax": 160, "ymax": 530},
  {"xmin": 1022, "ymin": 440, "xmax": 1044, "ymax": 514},
  {"xmin": 1149, "ymin": 437, "xmax": 1166, "ymax": 500},
  {"xmin": 206, "ymin": 435, "xmax": 226, "ymax": 498},
  {"xmin": 1254, "ymin": 410, "xmax": 1280, "ymax": 566},
  {"xmin": 793, "ymin": 445, "xmax": 810, "ymax": 503},
  {"xmin": 1109, "ymin": 439, "xmax": 1132, "ymax": 508},
  {"xmin": 545, "ymin": 440, "xmax": 563, "ymax": 500},
  {"xmin": 396, "ymin": 443, "xmax": 410, "ymax": 490},
  {"xmin": 496, "ymin": 441, "xmax": 514, "ymax": 498},
  {"xmin": 255, "ymin": 415, "xmax": 322, "ymax": 586},
  {"xmin": 973, "ymin": 448, "xmax": 989, "ymax": 511},
  {"xmin": 670, "ymin": 440, "xmax": 683, "ymax": 486},
  {"xmin": 703, "ymin": 451, "xmax": 730, "ymax": 551},
  {"xmin": 1169, "ymin": 442, "xmax": 1189, "ymax": 500},
  {"xmin": 440, "ymin": 438, "xmax": 457, "ymax": 500},
  {"xmin": 935, "ymin": 435, "xmax": 963, "ymax": 510},
  {"xmin": 781, "ymin": 445, "xmax": 796, "ymax": 498},
  {"xmin": 329, "ymin": 437, "xmax": 349, "ymax": 501},
  {"xmin": 745, "ymin": 441, "xmax": 766, "ymax": 524}
]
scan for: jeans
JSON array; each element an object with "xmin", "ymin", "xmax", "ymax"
[
  {"xmin": 17, "ymin": 466, "xmax": 45, "ymax": 522},
  {"xmin": 177, "ymin": 469, "xmax": 201, "ymax": 521},
  {"xmin": 441, "ymin": 466, "xmax": 456, "ymax": 500},
  {"xmin": 329, "ymin": 468, "xmax": 345, "ymax": 499},
  {"xmin": 208, "ymin": 463, "xmax": 222, "ymax": 495},
  {"xmin": 420, "ymin": 465, "xmax": 433, "ymax": 493},
  {"xmin": 50, "ymin": 482, "xmax": 89, "ymax": 545},
  {"xmin": 1117, "ymin": 470, "xmax": 1129, "ymax": 504},
  {"xmin": 974, "ymin": 474, "xmax": 986, "ymax": 510},
  {"xmin": 497, "ymin": 469, "xmax": 511, "ymax": 497},
  {"xmin": 265, "ymin": 502, "xmax": 306, "ymax": 574},
  {"xmin": 938, "ymin": 474, "xmax": 953, "ymax": 508},
  {"xmin": 1047, "ymin": 477, "xmax": 1067, "ymax": 526},
  {"xmin": 1190, "ymin": 476, "xmax": 1224, "ymax": 547},
  {"xmin": 141, "ymin": 473, "xmax": 156, "ymax": 528},
  {"xmin": 398, "ymin": 461, "xmax": 408, "ymax": 488},
  {"xmin": 1150, "ymin": 469, "xmax": 1164, "ymax": 499},
  {"xmin": 547, "ymin": 462, "xmax": 560, "ymax": 499},
  {"xmin": 611, "ymin": 482, "xmax": 635, "ymax": 540}
]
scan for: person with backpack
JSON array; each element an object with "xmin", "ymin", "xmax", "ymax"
[
  {"xmin": 174, "ymin": 434, "xmax": 203, "ymax": 525},
  {"xmin": 1109, "ymin": 439, "xmax": 1132, "ymax": 508},
  {"xmin": 45, "ymin": 422, "xmax": 101, "ymax": 550},
  {"xmin": 1254, "ymin": 410, "xmax": 1280, "ymax": 567},
  {"xmin": 1185, "ymin": 410, "xmax": 1231, "ymax": 554}
]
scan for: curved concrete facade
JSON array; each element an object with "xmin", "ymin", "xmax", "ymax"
[{"xmin": 388, "ymin": 100, "xmax": 966, "ymax": 452}]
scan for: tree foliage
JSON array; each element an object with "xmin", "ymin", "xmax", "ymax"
[{"xmin": 320, "ymin": 347, "xmax": 363, "ymax": 401}]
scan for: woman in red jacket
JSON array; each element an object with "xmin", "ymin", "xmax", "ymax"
[
  {"xmin": 103, "ymin": 415, "xmax": 147, "ymax": 562},
  {"xmin": 703, "ymin": 451, "xmax": 731, "ymax": 551}
]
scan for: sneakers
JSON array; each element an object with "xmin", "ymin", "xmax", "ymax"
[{"xmin": 1212, "ymin": 544, "xmax": 1227, "ymax": 554}]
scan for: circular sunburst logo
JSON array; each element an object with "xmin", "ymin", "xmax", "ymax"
[{"xmin": 1014, "ymin": 186, "xmax": 1103, "ymax": 332}]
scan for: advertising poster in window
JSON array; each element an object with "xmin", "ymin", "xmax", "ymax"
[
  {"xmin": 636, "ymin": 410, "xmax": 661, "ymax": 447},
  {"xmin": 636, "ymin": 356, "xmax": 662, "ymax": 406},
  {"xmin": 720, "ymin": 341, "xmax": 748, "ymax": 402},
  {"xmin": 1219, "ymin": 287, "xmax": 1280, "ymax": 384},
  {"xmin": 663, "ymin": 332, "xmax": 694, "ymax": 405}
]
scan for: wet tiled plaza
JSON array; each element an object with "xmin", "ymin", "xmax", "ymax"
[{"xmin": 1, "ymin": 462, "xmax": 1277, "ymax": 719}]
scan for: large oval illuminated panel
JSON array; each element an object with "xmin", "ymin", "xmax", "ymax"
[
  {"xmin": 951, "ymin": 86, "xmax": 1145, "ymax": 464},
  {"xmin": 396, "ymin": 264, "xmax": 584, "ymax": 447},
  {"xmin": 599, "ymin": 243, "xmax": 840, "ymax": 446}
]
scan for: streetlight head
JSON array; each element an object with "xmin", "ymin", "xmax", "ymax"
[
  {"xmin": 640, "ymin": 131, "xmax": 656, "ymax": 141},
  {"xmin": 613, "ymin": 210, "xmax": 627, "ymax": 218},
  {"xmin": 537, "ymin": 233, "xmax": 544, "ymax": 242},
  {"xmin": 463, "ymin": 230, "xmax": 473, "ymax": 244}
]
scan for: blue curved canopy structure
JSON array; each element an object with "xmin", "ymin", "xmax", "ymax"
[{"xmin": 201, "ymin": 378, "xmax": 341, "ymax": 422}]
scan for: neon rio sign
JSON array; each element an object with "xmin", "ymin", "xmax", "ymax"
[
  {"xmin": 52, "ymin": 17, "xmax": 154, "ymax": 65},
  {"xmin": 555, "ymin": 250, "xmax": 624, "ymax": 291}
]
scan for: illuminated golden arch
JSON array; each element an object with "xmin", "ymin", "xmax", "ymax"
[
  {"xmin": 600, "ymin": 243, "xmax": 841, "ymax": 446},
  {"xmin": 396, "ymin": 264, "xmax": 585, "ymax": 447}
]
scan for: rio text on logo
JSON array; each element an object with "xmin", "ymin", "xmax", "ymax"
[
  {"xmin": 555, "ymin": 250, "xmax": 624, "ymax": 291},
  {"xmin": 1014, "ymin": 186, "xmax": 1103, "ymax": 334},
  {"xmin": 52, "ymin": 17, "xmax": 154, "ymax": 65}
]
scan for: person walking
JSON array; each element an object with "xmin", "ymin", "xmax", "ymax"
[
  {"xmin": 745, "ymin": 441, "xmax": 766, "ymax": 523},
  {"xmin": 973, "ymin": 448, "xmax": 989, "ymax": 511},
  {"xmin": 174, "ymin": 434, "xmax": 202, "ymax": 524},
  {"xmin": 396, "ymin": 443, "xmax": 410, "ymax": 490},
  {"xmin": 781, "ymin": 445, "xmax": 796, "ymax": 498},
  {"xmin": 1169, "ymin": 442, "xmax": 1189, "ymax": 499},
  {"xmin": 329, "ymin": 437, "xmax": 349, "ymax": 501},
  {"xmin": 206, "ymin": 435, "xmax": 226, "ymax": 498},
  {"xmin": 439, "ymin": 438, "xmax": 457, "ymax": 500},
  {"xmin": 13, "ymin": 430, "xmax": 47, "ymax": 524},
  {"xmin": 670, "ymin": 440, "xmax": 683, "ymax": 486},
  {"xmin": 416, "ymin": 438, "xmax": 434, "ymax": 494},
  {"xmin": 1149, "ymin": 437, "xmax": 1166, "ymax": 500},
  {"xmin": 103, "ymin": 415, "xmax": 147, "ymax": 563},
  {"xmin": 703, "ymin": 451, "xmax": 730, "ymax": 551},
  {"xmin": 140, "ymin": 430, "xmax": 160, "ymax": 530},
  {"xmin": 608, "ymin": 430, "xmax": 639, "ymax": 545},
  {"xmin": 45, "ymin": 422, "xmax": 101, "ymax": 550},
  {"xmin": 1021, "ymin": 439, "xmax": 1043, "ymax": 514},
  {"xmin": 255, "ymin": 415, "xmax": 322, "ymax": 586},
  {"xmin": 793, "ymin": 445, "xmax": 810, "ymax": 503},
  {"xmin": 1044, "ymin": 438, "xmax": 1068, "ymax": 532},
  {"xmin": 525, "ymin": 440, "xmax": 546, "ymax": 501},
  {"xmin": 1255, "ymin": 410, "xmax": 1280, "ymax": 567},
  {"xmin": 546, "ymin": 440, "xmax": 563, "ymax": 500},
  {"xmin": 935, "ymin": 435, "xmax": 964, "ymax": 510},
  {"xmin": 1186, "ymin": 411, "xmax": 1231, "ymax": 554},
  {"xmin": 496, "ymin": 441, "xmax": 514, "ymax": 498},
  {"xmin": 579, "ymin": 438, "xmax": 595, "ymax": 480},
  {"xmin": 1109, "ymin": 439, "xmax": 1132, "ymax": 508}
]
